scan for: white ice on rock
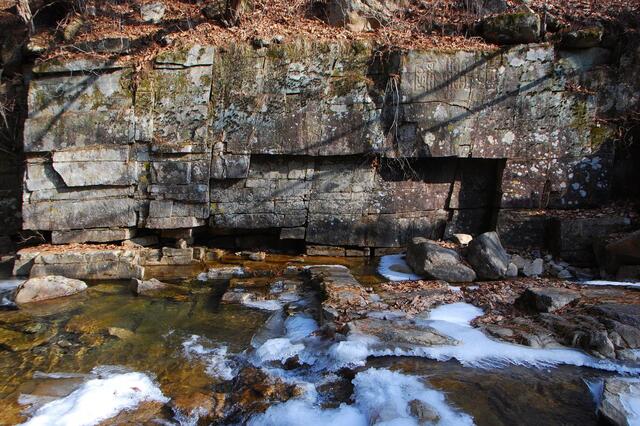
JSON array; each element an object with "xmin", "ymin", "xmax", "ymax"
[
  {"xmin": 20, "ymin": 366, "xmax": 168, "ymax": 426},
  {"xmin": 181, "ymin": 335, "xmax": 236, "ymax": 380},
  {"xmin": 365, "ymin": 302, "xmax": 640, "ymax": 373},
  {"xmin": 242, "ymin": 299, "xmax": 284, "ymax": 311},
  {"xmin": 579, "ymin": 280, "xmax": 640, "ymax": 289},
  {"xmin": 377, "ymin": 254, "xmax": 422, "ymax": 281},
  {"xmin": 248, "ymin": 367, "xmax": 474, "ymax": 426}
]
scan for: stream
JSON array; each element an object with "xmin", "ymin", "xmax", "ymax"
[{"xmin": 0, "ymin": 255, "xmax": 638, "ymax": 425}]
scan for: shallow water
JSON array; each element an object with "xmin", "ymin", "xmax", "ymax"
[
  {"xmin": 0, "ymin": 278, "xmax": 269, "ymax": 424},
  {"xmin": 1, "ymin": 255, "xmax": 638, "ymax": 425}
]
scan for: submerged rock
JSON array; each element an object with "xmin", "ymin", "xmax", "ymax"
[
  {"xmin": 406, "ymin": 237, "xmax": 476, "ymax": 283},
  {"xmin": 466, "ymin": 232, "xmax": 510, "ymax": 280},
  {"xmin": 129, "ymin": 278, "xmax": 188, "ymax": 298},
  {"xmin": 516, "ymin": 287, "xmax": 580, "ymax": 313},
  {"xmin": 598, "ymin": 378, "xmax": 640, "ymax": 426},
  {"xmin": 129, "ymin": 278, "xmax": 168, "ymax": 295},
  {"xmin": 15, "ymin": 276, "xmax": 87, "ymax": 304},
  {"xmin": 201, "ymin": 266, "xmax": 246, "ymax": 280}
]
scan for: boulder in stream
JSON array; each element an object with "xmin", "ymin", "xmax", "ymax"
[
  {"xmin": 15, "ymin": 276, "xmax": 87, "ymax": 304},
  {"xmin": 406, "ymin": 237, "xmax": 476, "ymax": 283}
]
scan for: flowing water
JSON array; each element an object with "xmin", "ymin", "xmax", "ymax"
[{"xmin": 0, "ymin": 255, "xmax": 636, "ymax": 425}]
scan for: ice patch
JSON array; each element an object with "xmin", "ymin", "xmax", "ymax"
[
  {"xmin": 284, "ymin": 315, "xmax": 317, "ymax": 341},
  {"xmin": 579, "ymin": 280, "xmax": 640, "ymax": 289},
  {"xmin": 248, "ymin": 368, "xmax": 473, "ymax": 426},
  {"xmin": 0, "ymin": 279, "xmax": 23, "ymax": 290},
  {"xmin": 367, "ymin": 302, "xmax": 640, "ymax": 373},
  {"xmin": 378, "ymin": 254, "xmax": 422, "ymax": 281},
  {"xmin": 253, "ymin": 313, "xmax": 320, "ymax": 365},
  {"xmin": 619, "ymin": 379, "xmax": 640, "ymax": 425},
  {"xmin": 20, "ymin": 366, "xmax": 168, "ymax": 426},
  {"xmin": 255, "ymin": 337, "xmax": 305, "ymax": 363},
  {"xmin": 243, "ymin": 299, "xmax": 284, "ymax": 311},
  {"xmin": 182, "ymin": 335, "xmax": 235, "ymax": 380}
]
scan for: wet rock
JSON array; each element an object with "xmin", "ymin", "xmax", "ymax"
[
  {"xmin": 408, "ymin": 399, "xmax": 440, "ymax": 423},
  {"xmin": 140, "ymin": 2, "xmax": 166, "ymax": 23},
  {"xmin": 221, "ymin": 290, "xmax": 253, "ymax": 303},
  {"xmin": 107, "ymin": 327, "xmax": 134, "ymax": 339},
  {"xmin": 0, "ymin": 326, "xmax": 54, "ymax": 351},
  {"xmin": 480, "ymin": 11, "xmax": 541, "ymax": 44},
  {"xmin": 201, "ymin": 266, "xmax": 246, "ymax": 280},
  {"xmin": 222, "ymin": 366, "xmax": 303, "ymax": 420},
  {"xmin": 347, "ymin": 317, "xmax": 457, "ymax": 348},
  {"xmin": 506, "ymin": 262, "xmax": 518, "ymax": 278},
  {"xmin": 172, "ymin": 391, "xmax": 222, "ymax": 423},
  {"xmin": 516, "ymin": 287, "xmax": 580, "ymax": 313},
  {"xmin": 240, "ymin": 251, "xmax": 266, "ymax": 261},
  {"xmin": 130, "ymin": 278, "xmax": 188, "ymax": 299},
  {"xmin": 130, "ymin": 278, "xmax": 169, "ymax": 295},
  {"xmin": 15, "ymin": 276, "xmax": 87, "ymax": 304},
  {"xmin": 406, "ymin": 237, "xmax": 476, "ymax": 283},
  {"xmin": 466, "ymin": 232, "xmax": 510, "ymax": 280},
  {"xmin": 522, "ymin": 258, "xmax": 544, "ymax": 277},
  {"xmin": 559, "ymin": 26, "xmax": 603, "ymax": 49},
  {"xmin": 100, "ymin": 401, "xmax": 165, "ymax": 425},
  {"xmin": 598, "ymin": 378, "xmax": 640, "ymax": 426}
]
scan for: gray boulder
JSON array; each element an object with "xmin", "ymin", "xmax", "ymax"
[
  {"xmin": 522, "ymin": 258, "xmax": 544, "ymax": 277},
  {"xmin": 130, "ymin": 278, "xmax": 168, "ymax": 295},
  {"xmin": 15, "ymin": 276, "xmax": 87, "ymax": 304},
  {"xmin": 480, "ymin": 11, "xmax": 541, "ymax": 44},
  {"xmin": 516, "ymin": 287, "xmax": 580, "ymax": 313},
  {"xmin": 598, "ymin": 378, "xmax": 640, "ymax": 426},
  {"xmin": 406, "ymin": 237, "xmax": 476, "ymax": 283},
  {"xmin": 347, "ymin": 317, "xmax": 457, "ymax": 348},
  {"xmin": 466, "ymin": 232, "xmax": 510, "ymax": 280}
]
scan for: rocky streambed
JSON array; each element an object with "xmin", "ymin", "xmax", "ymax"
[{"xmin": 1, "ymin": 253, "xmax": 639, "ymax": 425}]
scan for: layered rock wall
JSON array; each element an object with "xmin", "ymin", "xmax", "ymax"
[{"xmin": 20, "ymin": 40, "xmax": 639, "ymax": 253}]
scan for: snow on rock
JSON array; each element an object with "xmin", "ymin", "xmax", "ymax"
[
  {"xmin": 181, "ymin": 335, "xmax": 236, "ymax": 381},
  {"xmin": 242, "ymin": 299, "xmax": 284, "ymax": 311},
  {"xmin": 579, "ymin": 280, "xmax": 640, "ymax": 289},
  {"xmin": 368, "ymin": 302, "xmax": 640, "ymax": 373},
  {"xmin": 20, "ymin": 366, "xmax": 168, "ymax": 426},
  {"xmin": 248, "ymin": 367, "xmax": 474, "ymax": 426},
  {"xmin": 378, "ymin": 254, "xmax": 422, "ymax": 281}
]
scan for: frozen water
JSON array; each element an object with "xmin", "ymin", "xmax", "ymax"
[{"xmin": 378, "ymin": 254, "xmax": 422, "ymax": 281}]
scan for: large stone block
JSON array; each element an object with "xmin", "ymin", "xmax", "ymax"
[
  {"xmin": 51, "ymin": 146, "xmax": 135, "ymax": 187},
  {"xmin": 52, "ymin": 228, "xmax": 135, "ymax": 244},
  {"xmin": 23, "ymin": 198, "xmax": 138, "ymax": 230}
]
